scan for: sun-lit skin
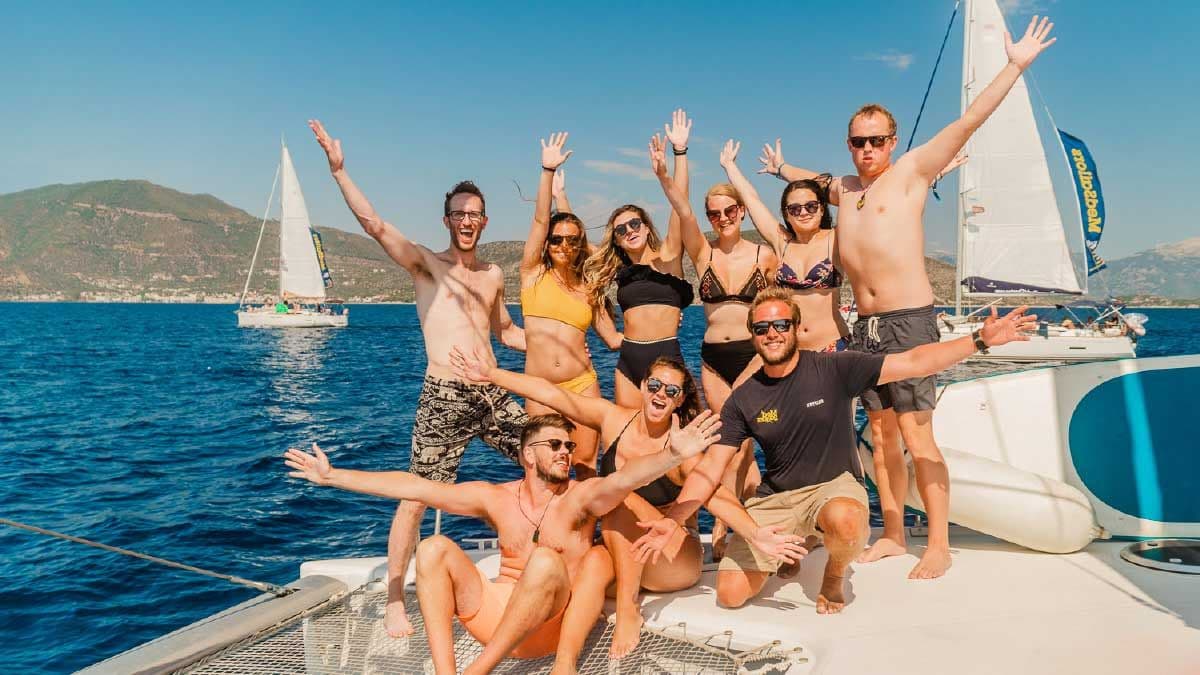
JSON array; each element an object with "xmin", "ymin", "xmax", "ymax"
[
  {"xmin": 611, "ymin": 209, "xmax": 683, "ymax": 344},
  {"xmin": 780, "ymin": 187, "xmax": 850, "ymax": 351},
  {"xmin": 444, "ymin": 193, "xmax": 487, "ymax": 252}
]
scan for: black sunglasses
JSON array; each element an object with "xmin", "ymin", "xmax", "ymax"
[
  {"xmin": 547, "ymin": 234, "xmax": 581, "ymax": 247},
  {"xmin": 705, "ymin": 204, "xmax": 742, "ymax": 223},
  {"xmin": 784, "ymin": 201, "xmax": 821, "ymax": 218},
  {"xmin": 612, "ymin": 219, "xmax": 644, "ymax": 238},
  {"xmin": 528, "ymin": 438, "xmax": 577, "ymax": 453},
  {"xmin": 848, "ymin": 135, "xmax": 894, "ymax": 149},
  {"xmin": 751, "ymin": 319, "xmax": 795, "ymax": 336},
  {"xmin": 645, "ymin": 377, "xmax": 683, "ymax": 398}
]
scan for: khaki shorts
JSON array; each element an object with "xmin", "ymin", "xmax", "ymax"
[{"xmin": 718, "ymin": 472, "xmax": 868, "ymax": 574}]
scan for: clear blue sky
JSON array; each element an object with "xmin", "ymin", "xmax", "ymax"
[{"xmin": 4, "ymin": 0, "xmax": 1196, "ymax": 259}]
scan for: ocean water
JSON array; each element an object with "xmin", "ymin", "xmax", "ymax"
[{"xmin": 1, "ymin": 303, "xmax": 1196, "ymax": 672}]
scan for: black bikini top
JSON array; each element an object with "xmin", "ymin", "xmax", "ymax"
[
  {"xmin": 775, "ymin": 239, "xmax": 842, "ymax": 291},
  {"xmin": 616, "ymin": 264, "xmax": 694, "ymax": 312},
  {"xmin": 700, "ymin": 245, "xmax": 769, "ymax": 304},
  {"xmin": 598, "ymin": 412, "xmax": 682, "ymax": 507}
]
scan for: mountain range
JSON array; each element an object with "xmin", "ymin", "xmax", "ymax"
[{"xmin": 0, "ymin": 180, "xmax": 1193, "ymax": 304}]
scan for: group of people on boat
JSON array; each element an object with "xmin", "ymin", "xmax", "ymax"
[{"xmin": 283, "ymin": 16, "xmax": 1056, "ymax": 674}]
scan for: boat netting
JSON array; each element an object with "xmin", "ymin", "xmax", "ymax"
[{"xmin": 183, "ymin": 586, "xmax": 807, "ymax": 674}]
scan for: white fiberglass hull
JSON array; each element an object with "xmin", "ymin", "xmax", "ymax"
[
  {"xmin": 939, "ymin": 321, "xmax": 1135, "ymax": 362},
  {"xmin": 236, "ymin": 310, "xmax": 347, "ymax": 328}
]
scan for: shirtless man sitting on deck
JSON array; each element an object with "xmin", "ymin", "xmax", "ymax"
[
  {"xmin": 309, "ymin": 120, "xmax": 528, "ymax": 636},
  {"xmin": 761, "ymin": 16, "xmax": 1058, "ymax": 579},
  {"xmin": 285, "ymin": 412, "xmax": 723, "ymax": 675}
]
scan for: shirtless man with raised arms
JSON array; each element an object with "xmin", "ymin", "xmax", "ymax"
[
  {"xmin": 285, "ymin": 411, "xmax": 723, "ymax": 675},
  {"xmin": 760, "ymin": 16, "xmax": 1057, "ymax": 578},
  {"xmin": 309, "ymin": 120, "xmax": 528, "ymax": 636}
]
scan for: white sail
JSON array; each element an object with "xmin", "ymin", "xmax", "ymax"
[
  {"xmin": 957, "ymin": 0, "xmax": 1082, "ymax": 296},
  {"xmin": 278, "ymin": 144, "xmax": 327, "ymax": 299}
]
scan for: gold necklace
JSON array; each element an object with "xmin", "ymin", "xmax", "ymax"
[{"xmin": 856, "ymin": 167, "xmax": 890, "ymax": 210}]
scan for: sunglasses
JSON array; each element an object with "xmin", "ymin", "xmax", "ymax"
[
  {"xmin": 528, "ymin": 438, "xmax": 577, "ymax": 453},
  {"xmin": 751, "ymin": 319, "xmax": 795, "ymax": 336},
  {"xmin": 547, "ymin": 234, "xmax": 581, "ymax": 247},
  {"xmin": 612, "ymin": 218, "xmax": 644, "ymax": 238},
  {"xmin": 645, "ymin": 377, "xmax": 683, "ymax": 398},
  {"xmin": 705, "ymin": 204, "xmax": 742, "ymax": 223},
  {"xmin": 448, "ymin": 210, "xmax": 485, "ymax": 223},
  {"xmin": 848, "ymin": 135, "xmax": 894, "ymax": 149},
  {"xmin": 784, "ymin": 201, "xmax": 821, "ymax": 218}
]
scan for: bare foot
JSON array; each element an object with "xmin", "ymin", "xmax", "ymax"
[
  {"xmin": 857, "ymin": 536, "xmax": 907, "ymax": 564},
  {"xmin": 908, "ymin": 547, "xmax": 952, "ymax": 580},
  {"xmin": 711, "ymin": 519, "xmax": 728, "ymax": 562},
  {"xmin": 609, "ymin": 604, "xmax": 644, "ymax": 659},
  {"xmin": 384, "ymin": 600, "xmax": 415, "ymax": 637},
  {"xmin": 815, "ymin": 573, "xmax": 846, "ymax": 615}
]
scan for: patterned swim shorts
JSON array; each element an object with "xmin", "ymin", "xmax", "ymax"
[{"xmin": 410, "ymin": 375, "xmax": 527, "ymax": 483}]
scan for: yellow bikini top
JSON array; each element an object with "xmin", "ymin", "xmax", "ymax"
[{"xmin": 520, "ymin": 270, "xmax": 593, "ymax": 333}]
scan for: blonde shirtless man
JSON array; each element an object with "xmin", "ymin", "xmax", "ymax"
[
  {"xmin": 309, "ymin": 120, "xmax": 528, "ymax": 635},
  {"xmin": 761, "ymin": 16, "xmax": 1057, "ymax": 578},
  {"xmin": 285, "ymin": 412, "xmax": 723, "ymax": 675}
]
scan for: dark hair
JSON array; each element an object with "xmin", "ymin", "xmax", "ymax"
[
  {"xmin": 542, "ymin": 212, "xmax": 589, "ymax": 275},
  {"xmin": 779, "ymin": 174, "xmax": 833, "ymax": 237},
  {"xmin": 444, "ymin": 180, "xmax": 486, "ymax": 216},
  {"xmin": 520, "ymin": 413, "xmax": 576, "ymax": 448},
  {"xmin": 746, "ymin": 287, "xmax": 803, "ymax": 333},
  {"xmin": 644, "ymin": 357, "xmax": 702, "ymax": 426}
]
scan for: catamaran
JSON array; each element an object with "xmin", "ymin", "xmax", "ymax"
[
  {"xmin": 935, "ymin": 0, "xmax": 1142, "ymax": 361},
  {"xmin": 236, "ymin": 141, "xmax": 348, "ymax": 328}
]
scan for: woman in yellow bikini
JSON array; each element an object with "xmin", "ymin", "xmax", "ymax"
[{"xmin": 520, "ymin": 132, "xmax": 622, "ymax": 477}]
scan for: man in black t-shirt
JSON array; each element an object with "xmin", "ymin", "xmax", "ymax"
[{"xmin": 632, "ymin": 287, "xmax": 1036, "ymax": 614}]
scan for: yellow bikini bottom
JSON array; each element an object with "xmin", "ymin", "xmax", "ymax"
[{"xmin": 557, "ymin": 368, "xmax": 598, "ymax": 394}]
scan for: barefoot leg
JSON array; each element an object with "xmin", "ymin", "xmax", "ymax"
[
  {"xmin": 414, "ymin": 535, "xmax": 484, "ymax": 675},
  {"xmin": 814, "ymin": 497, "xmax": 868, "ymax": 614},
  {"xmin": 715, "ymin": 569, "xmax": 770, "ymax": 608},
  {"xmin": 386, "ymin": 500, "xmax": 425, "ymax": 637},
  {"xmin": 896, "ymin": 410, "xmax": 952, "ymax": 579},
  {"xmin": 601, "ymin": 504, "xmax": 650, "ymax": 659},
  {"xmin": 552, "ymin": 546, "xmax": 614, "ymax": 675},
  {"xmin": 858, "ymin": 408, "xmax": 909, "ymax": 563}
]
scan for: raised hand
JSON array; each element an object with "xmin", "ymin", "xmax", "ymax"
[
  {"xmin": 541, "ymin": 131, "xmax": 573, "ymax": 171},
  {"xmin": 938, "ymin": 153, "xmax": 968, "ymax": 181},
  {"xmin": 631, "ymin": 516, "xmax": 687, "ymax": 565},
  {"xmin": 649, "ymin": 134, "xmax": 669, "ymax": 178},
  {"xmin": 750, "ymin": 525, "xmax": 808, "ymax": 564},
  {"xmin": 979, "ymin": 305, "xmax": 1038, "ymax": 346},
  {"xmin": 664, "ymin": 108, "xmax": 692, "ymax": 151},
  {"xmin": 552, "ymin": 168, "xmax": 566, "ymax": 198},
  {"xmin": 284, "ymin": 443, "xmax": 333, "ymax": 485},
  {"xmin": 449, "ymin": 346, "xmax": 493, "ymax": 383},
  {"xmin": 757, "ymin": 138, "xmax": 786, "ymax": 176},
  {"xmin": 308, "ymin": 119, "xmax": 344, "ymax": 174},
  {"xmin": 1005, "ymin": 15, "xmax": 1056, "ymax": 71},
  {"xmin": 719, "ymin": 139, "xmax": 741, "ymax": 168},
  {"xmin": 667, "ymin": 411, "xmax": 722, "ymax": 461}
]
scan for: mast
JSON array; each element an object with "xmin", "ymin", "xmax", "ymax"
[
  {"xmin": 238, "ymin": 162, "xmax": 280, "ymax": 308},
  {"xmin": 955, "ymin": 0, "xmax": 973, "ymax": 316}
]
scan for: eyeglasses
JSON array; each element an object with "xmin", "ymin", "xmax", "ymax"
[
  {"xmin": 751, "ymin": 319, "xmax": 795, "ymax": 336},
  {"xmin": 848, "ymin": 135, "xmax": 894, "ymax": 149},
  {"xmin": 612, "ymin": 219, "xmax": 644, "ymax": 238},
  {"xmin": 645, "ymin": 377, "xmax": 683, "ymax": 398},
  {"xmin": 705, "ymin": 205, "xmax": 742, "ymax": 223},
  {"xmin": 448, "ymin": 210, "xmax": 485, "ymax": 223},
  {"xmin": 547, "ymin": 234, "xmax": 581, "ymax": 247},
  {"xmin": 784, "ymin": 201, "xmax": 821, "ymax": 218},
  {"xmin": 528, "ymin": 438, "xmax": 577, "ymax": 453}
]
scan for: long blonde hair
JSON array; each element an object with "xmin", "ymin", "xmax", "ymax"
[{"xmin": 583, "ymin": 204, "xmax": 661, "ymax": 309}]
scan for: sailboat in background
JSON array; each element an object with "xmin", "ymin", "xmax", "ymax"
[
  {"xmin": 937, "ymin": 0, "xmax": 1142, "ymax": 361},
  {"xmin": 237, "ymin": 141, "xmax": 348, "ymax": 328}
]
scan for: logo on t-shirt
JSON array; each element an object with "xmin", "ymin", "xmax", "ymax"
[
  {"xmin": 806, "ymin": 398, "xmax": 825, "ymax": 408},
  {"xmin": 756, "ymin": 408, "xmax": 779, "ymax": 423}
]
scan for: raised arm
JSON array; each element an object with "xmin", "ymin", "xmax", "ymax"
[
  {"xmin": 661, "ymin": 109, "xmax": 703, "ymax": 265},
  {"xmin": 552, "ymin": 168, "xmax": 574, "ymax": 216},
  {"xmin": 903, "ymin": 16, "xmax": 1056, "ymax": 185},
  {"xmin": 721, "ymin": 140, "xmax": 787, "ymax": 251},
  {"xmin": 649, "ymin": 133, "xmax": 697, "ymax": 273},
  {"xmin": 521, "ymin": 132, "xmax": 573, "ymax": 276},
  {"xmin": 759, "ymin": 138, "xmax": 843, "ymax": 207},
  {"xmin": 285, "ymin": 443, "xmax": 492, "ymax": 518},
  {"xmin": 451, "ymin": 346, "xmax": 614, "ymax": 430},
  {"xmin": 879, "ymin": 306, "xmax": 1037, "ymax": 385},
  {"xmin": 591, "ymin": 300, "xmax": 624, "ymax": 350},
  {"xmin": 490, "ymin": 276, "xmax": 525, "ymax": 352},
  {"xmin": 308, "ymin": 120, "xmax": 426, "ymax": 272}
]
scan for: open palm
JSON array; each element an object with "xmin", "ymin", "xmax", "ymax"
[
  {"xmin": 664, "ymin": 108, "xmax": 692, "ymax": 150},
  {"xmin": 308, "ymin": 119, "xmax": 344, "ymax": 173},
  {"xmin": 980, "ymin": 305, "xmax": 1038, "ymax": 346},
  {"xmin": 1005, "ymin": 15, "xmax": 1056, "ymax": 71},
  {"xmin": 758, "ymin": 138, "xmax": 785, "ymax": 175},
  {"xmin": 285, "ymin": 443, "xmax": 333, "ymax": 485},
  {"xmin": 720, "ymin": 140, "xmax": 741, "ymax": 168},
  {"xmin": 541, "ymin": 131, "xmax": 572, "ymax": 171}
]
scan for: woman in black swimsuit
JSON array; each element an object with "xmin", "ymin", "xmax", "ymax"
[{"xmin": 583, "ymin": 110, "xmax": 694, "ymax": 408}]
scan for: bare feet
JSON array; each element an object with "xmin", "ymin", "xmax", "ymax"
[
  {"xmin": 609, "ymin": 604, "xmax": 644, "ymax": 659},
  {"xmin": 711, "ymin": 519, "xmax": 728, "ymax": 562},
  {"xmin": 908, "ymin": 547, "xmax": 952, "ymax": 579},
  {"xmin": 857, "ymin": 536, "xmax": 907, "ymax": 564},
  {"xmin": 384, "ymin": 600, "xmax": 415, "ymax": 638},
  {"xmin": 815, "ymin": 573, "xmax": 847, "ymax": 615}
]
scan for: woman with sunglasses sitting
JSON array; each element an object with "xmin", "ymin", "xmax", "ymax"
[
  {"xmin": 449, "ymin": 348, "xmax": 805, "ymax": 659},
  {"xmin": 520, "ymin": 132, "xmax": 623, "ymax": 478},
  {"xmin": 583, "ymin": 110, "xmax": 695, "ymax": 409}
]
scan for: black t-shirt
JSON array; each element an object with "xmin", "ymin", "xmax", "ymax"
[{"xmin": 719, "ymin": 350, "xmax": 885, "ymax": 497}]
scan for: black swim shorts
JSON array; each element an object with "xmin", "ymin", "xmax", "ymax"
[{"xmin": 848, "ymin": 304, "xmax": 940, "ymax": 413}]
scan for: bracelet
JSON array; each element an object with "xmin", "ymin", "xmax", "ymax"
[
  {"xmin": 542, "ymin": 165, "xmax": 555, "ymax": 172},
  {"xmin": 672, "ymin": 146, "xmax": 687, "ymax": 156},
  {"xmin": 774, "ymin": 164, "xmax": 789, "ymax": 181},
  {"xmin": 971, "ymin": 329, "xmax": 989, "ymax": 354}
]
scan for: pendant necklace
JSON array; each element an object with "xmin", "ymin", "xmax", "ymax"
[
  {"xmin": 856, "ymin": 167, "xmax": 890, "ymax": 210},
  {"xmin": 517, "ymin": 478, "xmax": 558, "ymax": 543}
]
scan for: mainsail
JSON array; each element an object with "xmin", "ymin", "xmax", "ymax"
[
  {"xmin": 278, "ymin": 144, "xmax": 327, "ymax": 299},
  {"xmin": 957, "ymin": 0, "xmax": 1083, "ymax": 296}
]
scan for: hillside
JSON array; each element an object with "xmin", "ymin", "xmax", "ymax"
[{"xmin": 1096, "ymin": 237, "xmax": 1200, "ymax": 301}]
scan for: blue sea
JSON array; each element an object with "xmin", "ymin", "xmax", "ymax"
[{"xmin": 2, "ymin": 303, "xmax": 1197, "ymax": 672}]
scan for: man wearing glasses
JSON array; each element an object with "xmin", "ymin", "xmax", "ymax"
[
  {"xmin": 284, "ymin": 412, "xmax": 723, "ymax": 674},
  {"xmin": 309, "ymin": 120, "xmax": 528, "ymax": 638},
  {"xmin": 758, "ymin": 17, "xmax": 1058, "ymax": 579},
  {"xmin": 634, "ymin": 288, "xmax": 1037, "ymax": 614}
]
